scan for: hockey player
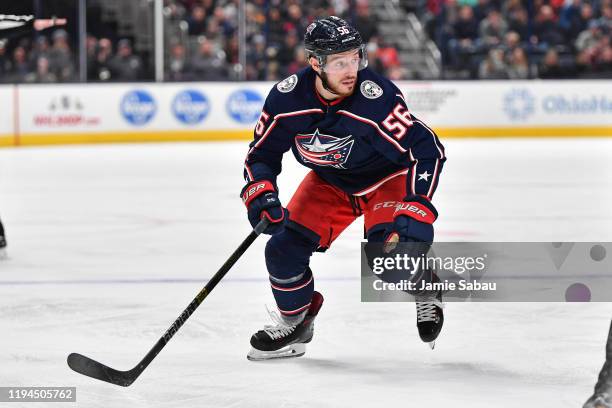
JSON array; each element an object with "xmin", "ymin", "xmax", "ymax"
[
  {"xmin": 584, "ymin": 320, "xmax": 612, "ymax": 408},
  {"xmin": 0, "ymin": 14, "xmax": 66, "ymax": 36},
  {"xmin": 241, "ymin": 16, "xmax": 446, "ymax": 361},
  {"xmin": 0, "ymin": 14, "xmax": 66, "ymax": 260},
  {"xmin": 0, "ymin": 218, "xmax": 6, "ymax": 259}
]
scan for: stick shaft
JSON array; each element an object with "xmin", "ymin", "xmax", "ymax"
[
  {"xmin": 68, "ymin": 219, "xmax": 269, "ymax": 385},
  {"xmin": 134, "ymin": 220, "xmax": 267, "ymax": 376}
]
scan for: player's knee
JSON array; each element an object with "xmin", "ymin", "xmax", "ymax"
[
  {"xmin": 364, "ymin": 224, "xmax": 432, "ymax": 295},
  {"xmin": 265, "ymin": 227, "xmax": 317, "ymax": 279},
  {"xmin": 363, "ymin": 225, "xmax": 388, "ymax": 269}
]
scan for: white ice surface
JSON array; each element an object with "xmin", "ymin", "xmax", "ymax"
[{"xmin": 1, "ymin": 138, "xmax": 612, "ymax": 407}]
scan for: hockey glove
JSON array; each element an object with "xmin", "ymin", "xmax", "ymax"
[
  {"xmin": 383, "ymin": 194, "xmax": 437, "ymax": 255},
  {"xmin": 241, "ymin": 180, "xmax": 289, "ymax": 235}
]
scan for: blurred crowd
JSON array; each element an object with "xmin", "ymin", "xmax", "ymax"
[
  {"xmin": 162, "ymin": 0, "xmax": 395, "ymax": 81},
  {"xmin": 0, "ymin": 0, "xmax": 610, "ymax": 82},
  {"xmin": 0, "ymin": 29, "xmax": 76, "ymax": 83},
  {"xmin": 424, "ymin": 0, "xmax": 612, "ymax": 78},
  {"xmin": 0, "ymin": 29, "xmax": 144, "ymax": 83}
]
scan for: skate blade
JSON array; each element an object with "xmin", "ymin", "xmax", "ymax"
[
  {"xmin": 584, "ymin": 394, "xmax": 612, "ymax": 408},
  {"xmin": 247, "ymin": 343, "xmax": 306, "ymax": 361},
  {"xmin": 0, "ymin": 248, "xmax": 7, "ymax": 260},
  {"xmin": 428, "ymin": 341, "xmax": 435, "ymax": 350}
]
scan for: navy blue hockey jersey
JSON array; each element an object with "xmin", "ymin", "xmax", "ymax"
[{"xmin": 244, "ymin": 67, "xmax": 446, "ymax": 199}]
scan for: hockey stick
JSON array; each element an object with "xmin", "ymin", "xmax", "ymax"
[{"xmin": 67, "ymin": 218, "xmax": 270, "ymax": 386}]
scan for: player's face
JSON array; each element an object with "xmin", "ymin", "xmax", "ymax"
[{"xmin": 314, "ymin": 49, "xmax": 360, "ymax": 96}]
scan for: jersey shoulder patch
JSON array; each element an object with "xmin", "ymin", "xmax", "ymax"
[
  {"xmin": 360, "ymin": 80, "xmax": 384, "ymax": 99},
  {"xmin": 276, "ymin": 74, "xmax": 298, "ymax": 93}
]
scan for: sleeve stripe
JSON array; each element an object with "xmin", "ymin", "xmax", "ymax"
[
  {"xmin": 413, "ymin": 119, "xmax": 445, "ymax": 160},
  {"xmin": 244, "ymin": 161, "xmax": 254, "ymax": 181},
  {"xmin": 337, "ymin": 110, "xmax": 407, "ymax": 154},
  {"xmin": 411, "ymin": 161, "xmax": 418, "ymax": 195},
  {"xmin": 253, "ymin": 108, "xmax": 324, "ymax": 149},
  {"xmin": 409, "ymin": 149, "xmax": 416, "ymax": 195},
  {"xmin": 253, "ymin": 121, "xmax": 278, "ymax": 149},
  {"xmin": 426, "ymin": 158, "xmax": 440, "ymax": 198}
]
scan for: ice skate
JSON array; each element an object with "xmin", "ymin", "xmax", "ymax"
[
  {"xmin": 584, "ymin": 357, "xmax": 612, "ymax": 408},
  {"xmin": 247, "ymin": 291, "xmax": 323, "ymax": 361},
  {"xmin": 0, "ymin": 234, "xmax": 6, "ymax": 260},
  {"xmin": 415, "ymin": 282, "xmax": 444, "ymax": 350},
  {"xmin": 584, "ymin": 394, "xmax": 611, "ymax": 408}
]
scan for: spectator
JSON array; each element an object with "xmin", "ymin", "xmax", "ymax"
[
  {"xmin": 267, "ymin": 8, "xmax": 286, "ymax": 47},
  {"xmin": 92, "ymin": 37, "xmax": 113, "ymax": 81},
  {"xmin": 479, "ymin": 9, "xmax": 508, "ymax": 47},
  {"xmin": 48, "ymin": 29, "xmax": 74, "ymax": 81},
  {"xmin": 164, "ymin": 1, "xmax": 187, "ymax": 22},
  {"xmin": 583, "ymin": 34, "xmax": 612, "ymax": 73},
  {"xmin": 205, "ymin": 17, "xmax": 224, "ymax": 45},
  {"xmin": 576, "ymin": 21, "xmax": 604, "ymax": 53},
  {"xmin": 353, "ymin": 1, "xmax": 379, "ymax": 43},
  {"xmin": 597, "ymin": 4, "xmax": 612, "ymax": 32},
  {"xmin": 375, "ymin": 38, "xmax": 401, "ymax": 70},
  {"xmin": 559, "ymin": 0, "xmax": 582, "ymax": 39},
  {"xmin": 85, "ymin": 35, "xmax": 98, "ymax": 79},
  {"xmin": 190, "ymin": 37, "xmax": 228, "ymax": 80},
  {"xmin": 473, "ymin": 0, "xmax": 494, "ymax": 22},
  {"xmin": 285, "ymin": 4, "xmax": 307, "ymax": 39},
  {"xmin": 448, "ymin": 5, "xmax": 480, "ymax": 67},
  {"xmin": 538, "ymin": 48, "xmax": 575, "ymax": 78},
  {"xmin": 532, "ymin": 5, "xmax": 565, "ymax": 47},
  {"xmin": 246, "ymin": 34, "xmax": 267, "ymax": 80},
  {"xmin": 507, "ymin": 6, "xmax": 529, "ymax": 40},
  {"xmin": 265, "ymin": 60, "xmax": 280, "ymax": 80},
  {"xmin": 277, "ymin": 30, "xmax": 300, "ymax": 69},
  {"xmin": 187, "ymin": 6, "xmax": 207, "ymax": 36},
  {"xmin": 167, "ymin": 42, "xmax": 190, "ymax": 81},
  {"xmin": 212, "ymin": 6, "xmax": 236, "ymax": 37},
  {"xmin": 225, "ymin": 33, "xmax": 240, "ymax": 67},
  {"xmin": 0, "ymin": 40, "xmax": 9, "ymax": 79},
  {"xmin": 29, "ymin": 36, "xmax": 50, "ymax": 68},
  {"xmin": 478, "ymin": 47, "xmax": 509, "ymax": 78},
  {"xmin": 25, "ymin": 56, "xmax": 58, "ymax": 83},
  {"xmin": 506, "ymin": 47, "xmax": 531, "ymax": 78},
  {"xmin": 245, "ymin": 2, "xmax": 266, "ymax": 42},
  {"xmin": 502, "ymin": 30, "xmax": 521, "ymax": 55},
  {"xmin": 502, "ymin": 0, "xmax": 523, "ymax": 16},
  {"xmin": 456, "ymin": 5, "xmax": 480, "ymax": 40},
  {"xmin": 287, "ymin": 47, "xmax": 308, "ymax": 75},
  {"xmin": 8, "ymin": 46, "xmax": 30, "ymax": 82},
  {"xmin": 108, "ymin": 39, "xmax": 143, "ymax": 80},
  {"xmin": 201, "ymin": 0, "xmax": 217, "ymax": 16}
]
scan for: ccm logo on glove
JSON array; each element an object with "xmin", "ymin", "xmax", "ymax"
[
  {"xmin": 372, "ymin": 200, "xmax": 436, "ymax": 224},
  {"xmin": 394, "ymin": 199, "xmax": 437, "ymax": 224}
]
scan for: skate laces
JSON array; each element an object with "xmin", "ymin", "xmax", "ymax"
[
  {"xmin": 262, "ymin": 305, "xmax": 297, "ymax": 340},
  {"xmin": 416, "ymin": 300, "xmax": 443, "ymax": 323}
]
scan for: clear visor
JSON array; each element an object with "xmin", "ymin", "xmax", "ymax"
[{"xmin": 318, "ymin": 45, "xmax": 368, "ymax": 74}]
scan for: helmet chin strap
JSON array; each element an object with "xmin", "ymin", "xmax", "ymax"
[{"xmin": 314, "ymin": 69, "xmax": 341, "ymax": 97}]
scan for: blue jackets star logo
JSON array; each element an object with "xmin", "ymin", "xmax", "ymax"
[{"xmin": 295, "ymin": 129, "xmax": 354, "ymax": 169}]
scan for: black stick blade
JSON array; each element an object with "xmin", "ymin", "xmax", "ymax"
[{"xmin": 67, "ymin": 353, "xmax": 137, "ymax": 387}]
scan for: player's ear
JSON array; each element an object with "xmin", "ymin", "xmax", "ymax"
[{"xmin": 309, "ymin": 57, "xmax": 321, "ymax": 73}]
